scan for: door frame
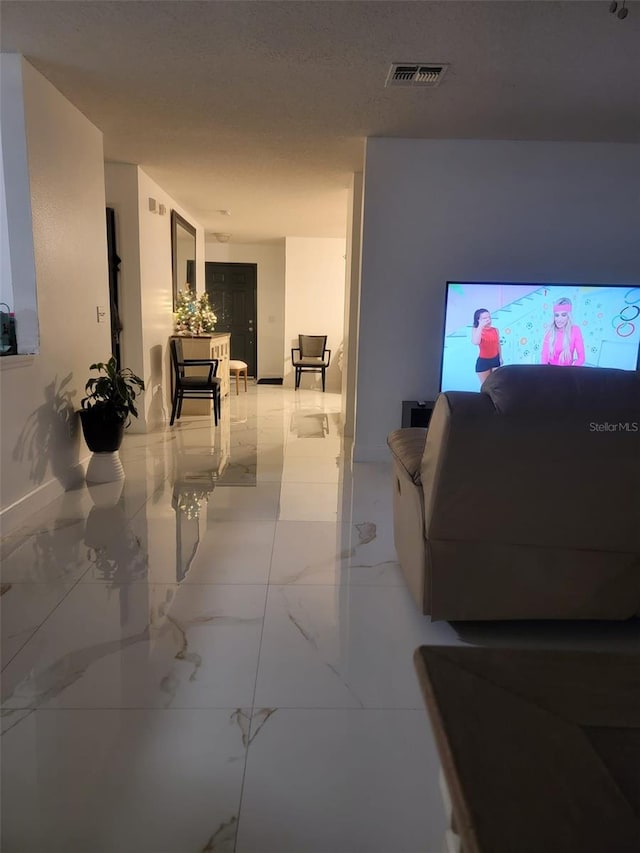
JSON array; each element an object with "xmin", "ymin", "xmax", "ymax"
[{"xmin": 105, "ymin": 207, "xmax": 122, "ymax": 367}]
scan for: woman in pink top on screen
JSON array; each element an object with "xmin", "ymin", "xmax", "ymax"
[{"xmin": 541, "ymin": 297, "xmax": 585, "ymax": 366}]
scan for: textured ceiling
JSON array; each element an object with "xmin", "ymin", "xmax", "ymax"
[{"xmin": 2, "ymin": 1, "xmax": 639, "ymax": 242}]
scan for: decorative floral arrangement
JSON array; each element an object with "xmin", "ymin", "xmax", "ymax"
[{"xmin": 174, "ymin": 286, "xmax": 217, "ymax": 335}]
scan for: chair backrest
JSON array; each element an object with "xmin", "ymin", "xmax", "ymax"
[
  {"xmin": 170, "ymin": 337, "xmax": 219, "ymax": 383},
  {"xmin": 299, "ymin": 335, "xmax": 327, "ymax": 358},
  {"xmin": 170, "ymin": 338, "xmax": 185, "ymax": 380}
]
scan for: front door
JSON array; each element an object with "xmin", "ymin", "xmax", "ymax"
[{"xmin": 205, "ymin": 262, "xmax": 257, "ymax": 376}]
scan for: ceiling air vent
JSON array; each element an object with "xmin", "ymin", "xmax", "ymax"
[{"xmin": 385, "ymin": 63, "xmax": 448, "ymax": 88}]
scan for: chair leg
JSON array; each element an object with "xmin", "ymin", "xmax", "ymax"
[
  {"xmin": 170, "ymin": 391, "xmax": 179, "ymax": 426},
  {"xmin": 243, "ymin": 368, "xmax": 248, "ymax": 392},
  {"xmin": 321, "ymin": 368, "xmax": 326, "ymax": 392},
  {"xmin": 213, "ymin": 389, "xmax": 219, "ymax": 426},
  {"xmin": 235, "ymin": 369, "xmax": 239, "ymax": 396},
  {"xmin": 176, "ymin": 393, "xmax": 184, "ymax": 421}
]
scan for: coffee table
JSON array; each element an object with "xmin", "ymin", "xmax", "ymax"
[{"xmin": 414, "ymin": 646, "xmax": 640, "ymax": 853}]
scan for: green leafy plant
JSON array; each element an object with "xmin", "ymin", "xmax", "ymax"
[{"xmin": 81, "ymin": 357, "xmax": 145, "ymax": 425}]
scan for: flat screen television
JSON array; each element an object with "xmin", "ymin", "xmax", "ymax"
[{"xmin": 439, "ymin": 282, "xmax": 640, "ymax": 393}]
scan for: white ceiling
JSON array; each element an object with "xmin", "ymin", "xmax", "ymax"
[{"xmin": 2, "ymin": 1, "xmax": 639, "ymax": 242}]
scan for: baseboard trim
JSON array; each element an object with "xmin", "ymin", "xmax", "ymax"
[{"xmin": 0, "ymin": 458, "xmax": 88, "ymax": 535}]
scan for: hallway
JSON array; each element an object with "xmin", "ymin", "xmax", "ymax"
[{"xmin": 1, "ymin": 386, "xmax": 453, "ymax": 852}]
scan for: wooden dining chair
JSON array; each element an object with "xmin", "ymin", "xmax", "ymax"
[
  {"xmin": 169, "ymin": 338, "xmax": 221, "ymax": 426},
  {"xmin": 291, "ymin": 335, "xmax": 331, "ymax": 391}
]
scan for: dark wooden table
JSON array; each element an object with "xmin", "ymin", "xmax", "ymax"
[{"xmin": 414, "ymin": 645, "xmax": 640, "ymax": 853}]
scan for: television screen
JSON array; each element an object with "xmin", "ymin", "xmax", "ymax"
[{"xmin": 439, "ymin": 282, "xmax": 640, "ymax": 392}]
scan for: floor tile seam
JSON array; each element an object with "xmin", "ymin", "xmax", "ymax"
[
  {"xmin": 233, "ymin": 483, "xmax": 279, "ymax": 846},
  {"xmin": 1, "ymin": 705, "xmax": 261, "ymax": 712},
  {"xmin": 265, "ymin": 581, "xmax": 405, "ymax": 588},
  {"xmin": 0, "ymin": 580, "xmax": 84, "ymax": 585},
  {"xmin": 1, "ymin": 701, "xmax": 426, "ymax": 715},
  {"xmin": 74, "ymin": 580, "xmax": 272, "ymax": 588},
  {"xmin": 240, "ymin": 705, "xmax": 428, "ymax": 713},
  {"xmin": 0, "ymin": 563, "xmax": 91, "ymax": 672},
  {"xmin": 265, "ymin": 581, "xmax": 403, "ymax": 589},
  {"xmin": 0, "ymin": 708, "xmax": 35, "ymax": 736},
  {"xmin": 0, "ymin": 516, "xmax": 87, "ymax": 555}
]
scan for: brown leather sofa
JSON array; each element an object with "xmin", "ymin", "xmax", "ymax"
[{"xmin": 387, "ymin": 365, "xmax": 640, "ymax": 620}]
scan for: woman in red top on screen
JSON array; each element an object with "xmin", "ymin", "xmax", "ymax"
[
  {"xmin": 541, "ymin": 297, "xmax": 585, "ymax": 366},
  {"xmin": 471, "ymin": 308, "xmax": 502, "ymax": 384}
]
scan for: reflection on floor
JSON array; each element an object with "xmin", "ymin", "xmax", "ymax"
[{"xmin": 2, "ymin": 386, "xmax": 639, "ymax": 852}]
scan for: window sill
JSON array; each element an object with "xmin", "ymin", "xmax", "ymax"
[{"xmin": 0, "ymin": 354, "xmax": 36, "ymax": 370}]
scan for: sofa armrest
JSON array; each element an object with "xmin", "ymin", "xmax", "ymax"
[
  {"xmin": 387, "ymin": 428, "xmax": 427, "ymax": 485},
  {"xmin": 387, "ymin": 427, "xmax": 429, "ymax": 613}
]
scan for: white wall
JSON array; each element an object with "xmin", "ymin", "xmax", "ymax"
[
  {"xmin": 283, "ymin": 237, "xmax": 346, "ymax": 392},
  {"xmin": 205, "ymin": 240, "xmax": 286, "ymax": 380},
  {"xmin": 0, "ymin": 57, "xmax": 110, "ymax": 518},
  {"xmin": 138, "ymin": 169, "xmax": 205, "ymax": 430},
  {"xmin": 342, "ymin": 173, "xmax": 363, "ymax": 438},
  {"xmin": 104, "ymin": 165, "xmax": 205, "ymax": 431},
  {"xmin": 355, "ymin": 138, "xmax": 640, "ymax": 461}
]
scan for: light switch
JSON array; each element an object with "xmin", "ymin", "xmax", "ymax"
[{"xmin": 97, "ymin": 306, "xmax": 107, "ymax": 324}]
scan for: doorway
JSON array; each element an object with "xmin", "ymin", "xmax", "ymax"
[
  {"xmin": 205, "ymin": 262, "xmax": 257, "ymax": 376},
  {"xmin": 105, "ymin": 208, "xmax": 122, "ymax": 367}
]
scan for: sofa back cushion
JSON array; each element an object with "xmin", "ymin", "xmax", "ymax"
[
  {"xmin": 421, "ymin": 366, "xmax": 640, "ymax": 554},
  {"xmin": 482, "ymin": 364, "xmax": 640, "ymax": 415}
]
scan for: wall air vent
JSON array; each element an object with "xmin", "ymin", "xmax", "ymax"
[{"xmin": 385, "ymin": 63, "xmax": 448, "ymax": 88}]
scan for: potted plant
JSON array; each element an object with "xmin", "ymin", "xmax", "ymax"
[{"xmin": 79, "ymin": 357, "xmax": 145, "ymax": 453}]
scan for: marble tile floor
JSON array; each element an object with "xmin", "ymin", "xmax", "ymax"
[{"xmin": 2, "ymin": 385, "xmax": 639, "ymax": 853}]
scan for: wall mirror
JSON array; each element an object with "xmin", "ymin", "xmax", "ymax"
[{"xmin": 171, "ymin": 210, "xmax": 196, "ymax": 310}]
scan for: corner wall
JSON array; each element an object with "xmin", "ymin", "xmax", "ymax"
[
  {"xmin": 0, "ymin": 57, "xmax": 110, "ymax": 521},
  {"xmin": 104, "ymin": 165, "xmax": 205, "ymax": 431},
  {"xmin": 354, "ymin": 138, "xmax": 640, "ymax": 461},
  {"xmin": 138, "ymin": 170, "xmax": 205, "ymax": 430}
]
